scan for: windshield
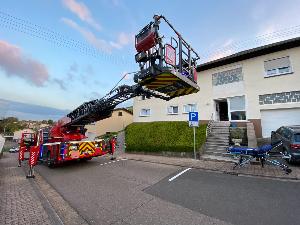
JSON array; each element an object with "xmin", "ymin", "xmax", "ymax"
[{"xmin": 294, "ymin": 133, "xmax": 300, "ymax": 143}]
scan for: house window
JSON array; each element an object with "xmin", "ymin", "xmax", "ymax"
[
  {"xmin": 140, "ymin": 109, "xmax": 151, "ymax": 117},
  {"xmin": 228, "ymin": 96, "xmax": 246, "ymax": 121},
  {"xmin": 183, "ymin": 104, "xmax": 197, "ymax": 113},
  {"xmin": 167, "ymin": 106, "xmax": 179, "ymax": 115},
  {"xmin": 118, "ymin": 112, "xmax": 123, "ymax": 116},
  {"xmin": 264, "ymin": 56, "xmax": 292, "ymax": 77}
]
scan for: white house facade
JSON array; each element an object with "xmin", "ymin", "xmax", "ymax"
[{"xmin": 133, "ymin": 37, "xmax": 300, "ymax": 138}]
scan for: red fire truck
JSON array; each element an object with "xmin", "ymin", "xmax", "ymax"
[{"xmin": 18, "ymin": 126, "xmax": 116, "ymax": 168}]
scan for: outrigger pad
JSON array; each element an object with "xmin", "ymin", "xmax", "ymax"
[{"xmin": 137, "ymin": 67, "xmax": 200, "ymax": 99}]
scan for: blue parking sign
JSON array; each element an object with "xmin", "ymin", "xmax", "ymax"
[{"xmin": 189, "ymin": 112, "xmax": 198, "ymax": 122}]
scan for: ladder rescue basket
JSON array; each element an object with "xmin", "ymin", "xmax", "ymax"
[{"xmin": 134, "ymin": 15, "xmax": 200, "ymax": 99}]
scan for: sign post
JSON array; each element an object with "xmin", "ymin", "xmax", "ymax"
[{"xmin": 188, "ymin": 112, "xmax": 199, "ymax": 160}]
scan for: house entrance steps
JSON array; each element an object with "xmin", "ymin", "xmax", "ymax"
[{"xmin": 201, "ymin": 121, "xmax": 234, "ymax": 162}]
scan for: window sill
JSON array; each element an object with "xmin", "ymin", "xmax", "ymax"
[
  {"xmin": 167, "ymin": 113, "xmax": 179, "ymax": 115},
  {"xmin": 264, "ymin": 71, "xmax": 293, "ymax": 78},
  {"xmin": 139, "ymin": 115, "xmax": 150, "ymax": 117}
]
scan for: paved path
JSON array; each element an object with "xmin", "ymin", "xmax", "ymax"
[
  {"xmin": 0, "ymin": 153, "xmax": 53, "ymax": 225},
  {"xmin": 121, "ymin": 153, "xmax": 300, "ymax": 180},
  {"xmin": 0, "ymin": 153, "xmax": 88, "ymax": 225}
]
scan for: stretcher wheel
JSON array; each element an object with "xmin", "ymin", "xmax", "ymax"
[{"xmin": 285, "ymin": 168, "xmax": 292, "ymax": 174}]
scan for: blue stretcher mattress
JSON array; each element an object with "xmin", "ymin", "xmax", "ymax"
[{"xmin": 228, "ymin": 144, "xmax": 273, "ymax": 156}]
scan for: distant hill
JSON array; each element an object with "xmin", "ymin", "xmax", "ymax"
[{"xmin": 0, "ymin": 98, "xmax": 70, "ymax": 121}]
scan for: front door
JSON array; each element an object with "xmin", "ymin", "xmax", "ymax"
[{"xmin": 216, "ymin": 100, "xmax": 229, "ymax": 121}]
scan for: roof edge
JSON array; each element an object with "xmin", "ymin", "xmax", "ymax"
[{"xmin": 197, "ymin": 37, "xmax": 300, "ymax": 72}]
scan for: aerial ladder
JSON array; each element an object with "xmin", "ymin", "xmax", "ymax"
[
  {"xmin": 19, "ymin": 15, "xmax": 201, "ymax": 175},
  {"xmin": 66, "ymin": 15, "xmax": 200, "ymax": 127}
]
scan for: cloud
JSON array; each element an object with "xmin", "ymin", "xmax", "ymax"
[
  {"xmin": 85, "ymin": 65, "xmax": 94, "ymax": 75},
  {"xmin": 252, "ymin": 1, "xmax": 300, "ymax": 40},
  {"xmin": 110, "ymin": 32, "xmax": 134, "ymax": 49},
  {"xmin": 62, "ymin": 18, "xmax": 113, "ymax": 52},
  {"xmin": 204, "ymin": 38, "xmax": 235, "ymax": 62},
  {"xmin": 62, "ymin": 0, "xmax": 101, "ymax": 31},
  {"xmin": 69, "ymin": 62, "xmax": 78, "ymax": 72},
  {"xmin": 52, "ymin": 78, "xmax": 67, "ymax": 90},
  {"xmin": 85, "ymin": 91, "xmax": 102, "ymax": 101},
  {"xmin": 0, "ymin": 40, "xmax": 49, "ymax": 86},
  {"xmin": 62, "ymin": 18, "xmax": 133, "ymax": 52}
]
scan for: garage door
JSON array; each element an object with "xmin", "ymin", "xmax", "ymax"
[{"xmin": 261, "ymin": 108, "xmax": 300, "ymax": 137}]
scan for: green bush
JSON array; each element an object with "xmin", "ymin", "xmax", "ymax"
[{"xmin": 125, "ymin": 122, "xmax": 207, "ymax": 152}]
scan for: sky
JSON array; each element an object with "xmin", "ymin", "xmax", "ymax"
[{"xmin": 0, "ymin": 0, "xmax": 300, "ymax": 120}]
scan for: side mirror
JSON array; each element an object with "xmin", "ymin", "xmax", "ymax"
[{"xmin": 271, "ymin": 131, "xmax": 275, "ymax": 136}]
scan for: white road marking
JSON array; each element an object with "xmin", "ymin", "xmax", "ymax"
[
  {"xmin": 99, "ymin": 158, "xmax": 127, "ymax": 166},
  {"xmin": 168, "ymin": 168, "xmax": 192, "ymax": 182}
]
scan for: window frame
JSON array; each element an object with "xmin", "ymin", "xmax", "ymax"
[
  {"xmin": 139, "ymin": 108, "xmax": 151, "ymax": 117},
  {"xmin": 167, "ymin": 105, "xmax": 179, "ymax": 115},
  {"xmin": 182, "ymin": 103, "xmax": 197, "ymax": 114},
  {"xmin": 228, "ymin": 96, "xmax": 247, "ymax": 121},
  {"xmin": 264, "ymin": 56, "xmax": 293, "ymax": 78}
]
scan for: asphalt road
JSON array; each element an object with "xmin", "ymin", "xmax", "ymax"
[
  {"xmin": 35, "ymin": 156, "xmax": 300, "ymax": 225},
  {"xmin": 146, "ymin": 168, "xmax": 300, "ymax": 225},
  {"xmin": 36, "ymin": 156, "xmax": 228, "ymax": 225}
]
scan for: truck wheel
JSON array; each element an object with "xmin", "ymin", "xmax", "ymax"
[{"xmin": 47, "ymin": 152, "xmax": 54, "ymax": 168}]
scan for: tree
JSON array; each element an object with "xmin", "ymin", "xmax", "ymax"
[
  {"xmin": 0, "ymin": 117, "xmax": 25, "ymax": 135},
  {"xmin": 47, "ymin": 119, "xmax": 54, "ymax": 125}
]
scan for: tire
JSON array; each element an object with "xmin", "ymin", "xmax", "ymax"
[{"xmin": 80, "ymin": 157, "xmax": 92, "ymax": 161}]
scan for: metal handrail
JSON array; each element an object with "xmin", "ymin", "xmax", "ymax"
[{"xmin": 206, "ymin": 114, "xmax": 214, "ymax": 137}]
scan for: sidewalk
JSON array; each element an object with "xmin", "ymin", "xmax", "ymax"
[
  {"xmin": 0, "ymin": 153, "xmax": 53, "ymax": 225},
  {"xmin": 0, "ymin": 153, "xmax": 88, "ymax": 225},
  {"xmin": 120, "ymin": 152, "xmax": 300, "ymax": 180}
]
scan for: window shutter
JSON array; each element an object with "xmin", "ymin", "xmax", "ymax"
[{"xmin": 264, "ymin": 56, "xmax": 290, "ymax": 71}]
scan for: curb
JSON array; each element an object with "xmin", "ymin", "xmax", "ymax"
[{"xmin": 21, "ymin": 164, "xmax": 89, "ymax": 225}]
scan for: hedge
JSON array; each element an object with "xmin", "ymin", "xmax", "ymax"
[{"xmin": 125, "ymin": 121, "xmax": 207, "ymax": 152}]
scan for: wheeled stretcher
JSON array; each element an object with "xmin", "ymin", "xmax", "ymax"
[{"xmin": 227, "ymin": 141, "xmax": 292, "ymax": 174}]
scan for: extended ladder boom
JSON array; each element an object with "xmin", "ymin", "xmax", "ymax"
[
  {"xmin": 61, "ymin": 15, "xmax": 201, "ymax": 129},
  {"xmin": 65, "ymin": 85, "xmax": 170, "ymax": 127}
]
